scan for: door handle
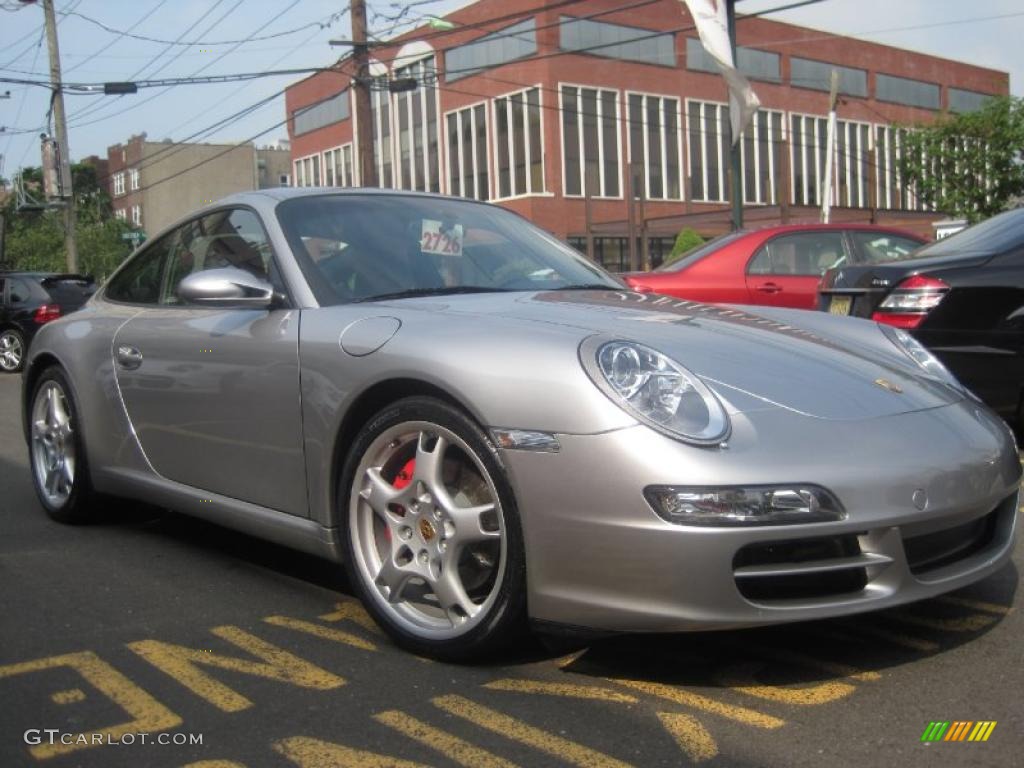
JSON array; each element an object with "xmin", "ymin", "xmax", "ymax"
[
  {"xmin": 116, "ymin": 345, "xmax": 143, "ymax": 370},
  {"xmin": 756, "ymin": 282, "xmax": 782, "ymax": 294}
]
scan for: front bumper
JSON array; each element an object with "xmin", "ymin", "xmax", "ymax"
[{"xmin": 501, "ymin": 401, "xmax": 1020, "ymax": 633}]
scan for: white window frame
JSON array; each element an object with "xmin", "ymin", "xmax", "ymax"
[
  {"xmin": 624, "ymin": 89, "xmax": 684, "ymax": 202},
  {"xmin": 131, "ymin": 205, "xmax": 142, "ymax": 226},
  {"xmin": 684, "ymin": 98, "xmax": 728, "ymax": 203},
  {"xmin": 114, "ymin": 207, "xmax": 127, "ymax": 221},
  {"xmin": 112, "ymin": 172, "xmax": 125, "ymax": 196},
  {"xmin": 322, "ymin": 144, "xmax": 356, "ymax": 187},
  {"xmin": 739, "ymin": 106, "xmax": 785, "ymax": 206},
  {"xmin": 490, "ymin": 84, "xmax": 550, "ymax": 202},
  {"xmin": 443, "ymin": 98, "xmax": 492, "ymax": 200},
  {"xmin": 129, "ymin": 168, "xmax": 140, "ymax": 191},
  {"xmin": 559, "ymin": 82, "xmax": 623, "ymax": 200},
  {"xmin": 293, "ymin": 153, "xmax": 321, "ymax": 187}
]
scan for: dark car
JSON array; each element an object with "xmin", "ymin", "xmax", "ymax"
[
  {"xmin": 0, "ymin": 272, "xmax": 96, "ymax": 373},
  {"xmin": 622, "ymin": 224, "xmax": 925, "ymax": 310},
  {"xmin": 818, "ymin": 208, "xmax": 1024, "ymax": 429}
]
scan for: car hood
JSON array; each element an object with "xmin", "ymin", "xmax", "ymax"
[{"xmin": 390, "ymin": 289, "xmax": 960, "ymax": 421}]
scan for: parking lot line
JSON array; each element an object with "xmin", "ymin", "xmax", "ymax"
[
  {"xmin": 318, "ymin": 601, "xmax": 384, "ymax": 634},
  {"xmin": 127, "ymin": 626, "xmax": 346, "ymax": 713},
  {"xmin": 273, "ymin": 735, "xmax": 429, "ymax": 767},
  {"xmin": 744, "ymin": 647, "xmax": 881, "ymax": 682},
  {"xmin": 0, "ymin": 651, "xmax": 183, "ymax": 760},
  {"xmin": 823, "ymin": 622, "xmax": 940, "ymax": 653},
  {"xmin": 935, "ymin": 596, "xmax": 1013, "ymax": 615},
  {"xmin": 716, "ymin": 661, "xmax": 857, "ymax": 706},
  {"xmin": 609, "ymin": 679, "xmax": 786, "ymax": 729},
  {"xmin": 374, "ymin": 709, "xmax": 520, "ymax": 768},
  {"xmin": 483, "ymin": 678, "xmax": 639, "ymax": 703},
  {"xmin": 432, "ymin": 694, "xmax": 634, "ymax": 768},
  {"xmin": 885, "ymin": 612, "xmax": 998, "ymax": 633},
  {"xmin": 656, "ymin": 712, "xmax": 719, "ymax": 763},
  {"xmin": 263, "ymin": 615, "xmax": 378, "ymax": 652}
]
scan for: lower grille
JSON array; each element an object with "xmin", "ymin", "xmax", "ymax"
[
  {"xmin": 903, "ymin": 500, "xmax": 1010, "ymax": 575},
  {"xmin": 733, "ymin": 534, "xmax": 880, "ymax": 601}
]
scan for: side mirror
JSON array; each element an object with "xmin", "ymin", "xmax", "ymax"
[{"xmin": 177, "ymin": 268, "xmax": 278, "ymax": 308}]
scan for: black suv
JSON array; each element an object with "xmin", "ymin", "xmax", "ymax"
[{"xmin": 0, "ymin": 272, "xmax": 96, "ymax": 372}]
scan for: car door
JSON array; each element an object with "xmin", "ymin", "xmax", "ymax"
[
  {"xmin": 110, "ymin": 207, "xmax": 308, "ymax": 517},
  {"xmin": 745, "ymin": 231, "xmax": 848, "ymax": 309}
]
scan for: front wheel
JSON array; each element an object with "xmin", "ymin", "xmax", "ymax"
[
  {"xmin": 340, "ymin": 397, "xmax": 528, "ymax": 661},
  {"xmin": 29, "ymin": 367, "xmax": 97, "ymax": 523}
]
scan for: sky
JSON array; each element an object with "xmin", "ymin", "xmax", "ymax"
[{"xmin": 0, "ymin": 0, "xmax": 1021, "ymax": 181}]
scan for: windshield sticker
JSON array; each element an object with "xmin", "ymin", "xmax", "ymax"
[{"xmin": 420, "ymin": 220, "xmax": 463, "ymax": 257}]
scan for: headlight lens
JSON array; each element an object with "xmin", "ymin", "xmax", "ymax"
[
  {"xmin": 645, "ymin": 485, "xmax": 846, "ymax": 526},
  {"xmin": 878, "ymin": 324, "xmax": 970, "ymax": 396},
  {"xmin": 586, "ymin": 339, "xmax": 729, "ymax": 444}
]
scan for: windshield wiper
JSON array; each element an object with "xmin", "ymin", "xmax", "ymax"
[{"xmin": 353, "ymin": 286, "xmax": 512, "ymax": 303}]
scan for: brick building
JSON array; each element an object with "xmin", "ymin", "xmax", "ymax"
[
  {"xmin": 284, "ymin": 0, "xmax": 1009, "ymax": 271},
  {"xmin": 105, "ymin": 135, "xmax": 291, "ymax": 236}
]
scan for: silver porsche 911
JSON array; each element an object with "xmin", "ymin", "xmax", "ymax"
[{"xmin": 22, "ymin": 189, "xmax": 1020, "ymax": 660}]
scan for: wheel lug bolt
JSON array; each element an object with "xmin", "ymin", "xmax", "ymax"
[
  {"xmin": 433, "ymin": 508, "xmax": 442, "ymax": 520},
  {"xmin": 399, "ymin": 526, "xmax": 412, "ymax": 540},
  {"xmin": 438, "ymin": 540, "xmax": 446, "ymax": 552},
  {"xmin": 418, "ymin": 551, "xmax": 428, "ymax": 565},
  {"xmin": 411, "ymin": 502, "xmax": 420, "ymax": 513}
]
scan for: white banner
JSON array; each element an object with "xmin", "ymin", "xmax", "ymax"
[{"xmin": 680, "ymin": 0, "xmax": 761, "ymax": 143}]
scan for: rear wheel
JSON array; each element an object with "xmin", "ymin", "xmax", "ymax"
[
  {"xmin": 340, "ymin": 397, "xmax": 527, "ymax": 661},
  {"xmin": 29, "ymin": 367, "xmax": 97, "ymax": 523},
  {"xmin": 0, "ymin": 329, "xmax": 25, "ymax": 373}
]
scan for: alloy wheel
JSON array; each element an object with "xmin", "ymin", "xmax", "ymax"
[
  {"xmin": 31, "ymin": 380, "xmax": 77, "ymax": 508},
  {"xmin": 349, "ymin": 420, "xmax": 507, "ymax": 640},
  {"xmin": 0, "ymin": 331, "xmax": 23, "ymax": 372}
]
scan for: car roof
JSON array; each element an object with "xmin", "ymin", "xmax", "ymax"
[
  {"xmin": 735, "ymin": 222, "xmax": 924, "ymax": 239},
  {"xmin": 218, "ymin": 186, "xmax": 474, "ymax": 205}
]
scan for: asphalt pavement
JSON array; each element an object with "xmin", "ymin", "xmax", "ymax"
[{"xmin": 0, "ymin": 372, "xmax": 1021, "ymax": 768}]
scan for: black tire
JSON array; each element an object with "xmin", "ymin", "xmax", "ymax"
[
  {"xmin": 27, "ymin": 366, "xmax": 98, "ymax": 524},
  {"xmin": 0, "ymin": 328, "xmax": 25, "ymax": 373},
  {"xmin": 339, "ymin": 396, "xmax": 528, "ymax": 661}
]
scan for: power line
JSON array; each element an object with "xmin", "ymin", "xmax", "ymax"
[
  {"xmin": 57, "ymin": 7, "xmax": 350, "ymax": 47},
  {"xmin": 64, "ymin": 0, "xmax": 171, "ymax": 75}
]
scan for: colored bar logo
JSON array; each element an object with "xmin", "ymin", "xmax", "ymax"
[{"xmin": 921, "ymin": 721, "xmax": 996, "ymax": 742}]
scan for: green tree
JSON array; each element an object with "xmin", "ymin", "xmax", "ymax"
[
  {"xmin": 898, "ymin": 96, "xmax": 1024, "ymax": 222},
  {"xmin": 1, "ymin": 162, "xmax": 133, "ymax": 278},
  {"xmin": 659, "ymin": 227, "xmax": 705, "ymax": 269}
]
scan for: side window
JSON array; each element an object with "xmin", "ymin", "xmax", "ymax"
[
  {"xmin": 748, "ymin": 232, "xmax": 846, "ymax": 276},
  {"xmin": 0, "ymin": 278, "xmax": 6, "ymax": 304},
  {"xmin": 105, "ymin": 234, "xmax": 176, "ymax": 304},
  {"xmin": 850, "ymin": 231, "xmax": 923, "ymax": 264},
  {"xmin": 9, "ymin": 279, "xmax": 31, "ymax": 304},
  {"xmin": 160, "ymin": 208, "xmax": 280, "ymax": 305}
]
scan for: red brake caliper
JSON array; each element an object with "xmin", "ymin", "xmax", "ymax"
[{"xmin": 383, "ymin": 458, "xmax": 416, "ymax": 542}]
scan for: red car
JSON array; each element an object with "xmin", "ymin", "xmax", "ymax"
[{"xmin": 622, "ymin": 224, "xmax": 927, "ymax": 310}]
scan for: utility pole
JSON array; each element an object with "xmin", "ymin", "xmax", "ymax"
[
  {"xmin": 820, "ymin": 69, "xmax": 840, "ymax": 223},
  {"xmin": 41, "ymin": 0, "xmax": 77, "ymax": 272},
  {"xmin": 350, "ymin": 0, "xmax": 377, "ymax": 187},
  {"xmin": 726, "ymin": 0, "xmax": 742, "ymax": 232}
]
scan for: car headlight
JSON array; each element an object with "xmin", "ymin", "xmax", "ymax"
[
  {"xmin": 645, "ymin": 485, "xmax": 846, "ymax": 526},
  {"xmin": 581, "ymin": 337, "xmax": 730, "ymax": 445},
  {"xmin": 878, "ymin": 324, "xmax": 973, "ymax": 398}
]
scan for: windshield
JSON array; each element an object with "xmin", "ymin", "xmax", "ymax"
[
  {"xmin": 654, "ymin": 232, "xmax": 744, "ymax": 272},
  {"xmin": 907, "ymin": 208, "xmax": 1024, "ymax": 259},
  {"xmin": 276, "ymin": 194, "xmax": 621, "ymax": 304}
]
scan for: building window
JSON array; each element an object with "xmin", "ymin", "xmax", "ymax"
[
  {"xmin": 370, "ymin": 87, "xmax": 393, "ymax": 188},
  {"xmin": 114, "ymin": 208, "xmax": 127, "ymax": 221},
  {"xmin": 293, "ymin": 89, "xmax": 350, "ymax": 135},
  {"xmin": 129, "ymin": 168, "xmax": 140, "ymax": 190},
  {"xmin": 741, "ymin": 109, "xmax": 785, "ymax": 205},
  {"xmin": 445, "ymin": 102, "xmax": 490, "ymax": 200},
  {"xmin": 393, "ymin": 55, "xmax": 441, "ymax": 193},
  {"xmin": 131, "ymin": 205, "xmax": 142, "ymax": 227},
  {"xmin": 790, "ymin": 114, "xmax": 873, "ymax": 208},
  {"xmin": 560, "ymin": 16, "xmax": 674, "ymax": 67},
  {"xmin": 876, "ymin": 74, "xmax": 940, "ymax": 110},
  {"xmin": 561, "ymin": 84, "xmax": 621, "ymax": 198},
  {"xmin": 790, "ymin": 58, "xmax": 867, "ymax": 98},
  {"xmin": 322, "ymin": 144, "xmax": 356, "ymax": 187},
  {"xmin": 626, "ymin": 92, "xmax": 681, "ymax": 200},
  {"xmin": 568, "ymin": 236, "xmax": 675, "ymax": 272},
  {"xmin": 875, "ymin": 125, "xmax": 926, "ymax": 211},
  {"xmin": 493, "ymin": 86, "xmax": 545, "ymax": 199},
  {"xmin": 686, "ymin": 39, "xmax": 780, "ymax": 82},
  {"xmin": 294, "ymin": 155, "xmax": 320, "ymax": 187},
  {"xmin": 279, "ymin": 173, "xmax": 290, "ymax": 186},
  {"xmin": 948, "ymin": 88, "xmax": 993, "ymax": 113},
  {"xmin": 445, "ymin": 18, "xmax": 537, "ymax": 81},
  {"xmin": 113, "ymin": 172, "xmax": 125, "ymax": 196},
  {"xmin": 687, "ymin": 100, "xmax": 729, "ymax": 202}
]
